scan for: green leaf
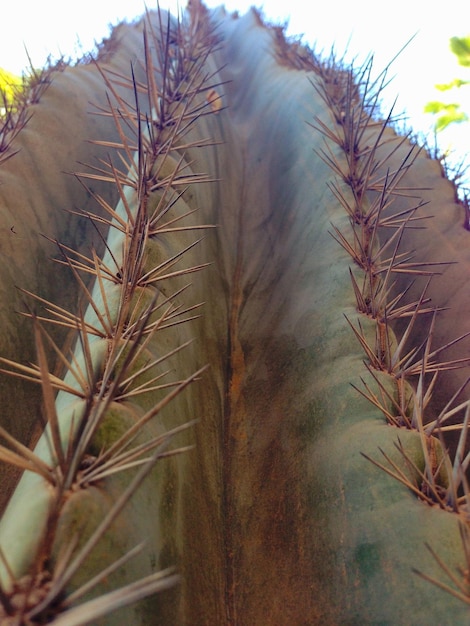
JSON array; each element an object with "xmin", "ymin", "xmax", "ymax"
[
  {"xmin": 0, "ymin": 67, "xmax": 22, "ymax": 105},
  {"xmin": 435, "ymin": 78, "xmax": 470, "ymax": 91},
  {"xmin": 424, "ymin": 100, "xmax": 450, "ymax": 113},
  {"xmin": 449, "ymin": 36, "xmax": 470, "ymax": 67},
  {"xmin": 424, "ymin": 101, "xmax": 469, "ymax": 131},
  {"xmin": 435, "ymin": 110, "xmax": 469, "ymax": 131}
]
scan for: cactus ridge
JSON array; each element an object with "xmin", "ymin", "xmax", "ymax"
[
  {"xmin": 306, "ymin": 34, "xmax": 470, "ymax": 604},
  {"xmin": 0, "ymin": 5, "xmax": 221, "ymax": 623}
]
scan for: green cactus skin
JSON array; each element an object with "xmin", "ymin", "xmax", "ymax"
[
  {"xmin": 0, "ymin": 3, "xmax": 470, "ymax": 624},
  {"xmin": 164, "ymin": 8, "xmax": 470, "ymax": 624},
  {"xmin": 0, "ymin": 20, "xmax": 158, "ymax": 514}
]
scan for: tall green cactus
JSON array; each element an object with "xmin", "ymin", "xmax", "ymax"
[{"xmin": 1, "ymin": 2, "xmax": 470, "ymax": 624}]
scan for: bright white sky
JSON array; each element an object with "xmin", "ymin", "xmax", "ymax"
[{"xmin": 1, "ymin": 0, "xmax": 469, "ymax": 176}]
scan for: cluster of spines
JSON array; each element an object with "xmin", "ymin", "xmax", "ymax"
[
  {"xmin": 275, "ymin": 30, "xmax": 470, "ymax": 605},
  {"xmin": 0, "ymin": 4, "xmax": 222, "ymax": 623}
]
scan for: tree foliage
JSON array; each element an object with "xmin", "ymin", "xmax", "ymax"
[
  {"xmin": 0, "ymin": 67, "xmax": 22, "ymax": 112},
  {"xmin": 425, "ymin": 36, "xmax": 470, "ymax": 131}
]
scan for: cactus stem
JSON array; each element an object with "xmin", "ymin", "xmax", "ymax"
[
  {"xmin": 28, "ymin": 442, "xmax": 180, "ymax": 621},
  {"xmin": 413, "ymin": 537, "xmax": 470, "ymax": 606},
  {"xmin": 0, "ymin": 5, "xmax": 223, "ymax": 620}
]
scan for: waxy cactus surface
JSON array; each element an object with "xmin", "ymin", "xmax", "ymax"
[{"xmin": 0, "ymin": 3, "xmax": 469, "ymax": 624}]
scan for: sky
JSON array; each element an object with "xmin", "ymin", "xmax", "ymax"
[{"xmin": 1, "ymin": 0, "xmax": 469, "ymax": 183}]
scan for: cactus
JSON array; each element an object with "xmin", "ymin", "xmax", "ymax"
[{"xmin": 0, "ymin": 2, "xmax": 470, "ymax": 624}]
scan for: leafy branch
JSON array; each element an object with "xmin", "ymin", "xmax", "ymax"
[{"xmin": 424, "ymin": 35, "xmax": 470, "ymax": 131}]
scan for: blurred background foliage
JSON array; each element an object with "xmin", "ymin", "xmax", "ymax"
[{"xmin": 425, "ymin": 35, "xmax": 470, "ymax": 131}]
